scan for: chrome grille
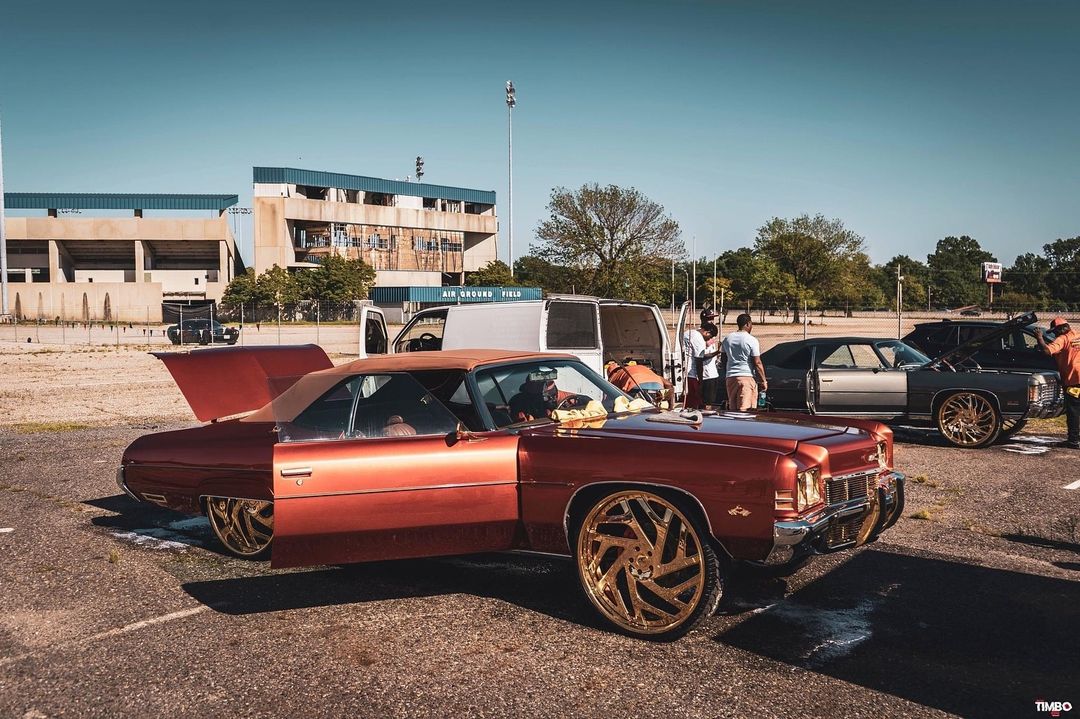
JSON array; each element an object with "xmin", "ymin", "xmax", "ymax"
[
  {"xmin": 1038, "ymin": 377, "xmax": 1060, "ymax": 404},
  {"xmin": 826, "ymin": 471, "xmax": 876, "ymax": 505},
  {"xmin": 825, "ymin": 516, "xmax": 865, "ymax": 548}
]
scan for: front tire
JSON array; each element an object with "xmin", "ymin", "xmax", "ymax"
[
  {"xmin": 572, "ymin": 489, "xmax": 722, "ymax": 640},
  {"xmin": 935, "ymin": 391, "xmax": 1001, "ymax": 448},
  {"xmin": 206, "ymin": 497, "xmax": 273, "ymax": 559}
]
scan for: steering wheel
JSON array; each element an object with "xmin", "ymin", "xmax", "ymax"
[{"xmin": 554, "ymin": 394, "xmax": 593, "ymax": 411}]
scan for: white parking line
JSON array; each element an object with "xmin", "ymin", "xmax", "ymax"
[
  {"xmin": 1064, "ymin": 479, "xmax": 1080, "ymax": 491},
  {"xmin": 0, "ymin": 528, "xmax": 13, "ymax": 533}
]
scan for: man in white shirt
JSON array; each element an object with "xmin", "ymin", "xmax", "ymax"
[
  {"xmin": 720, "ymin": 313, "xmax": 768, "ymax": 411},
  {"xmin": 681, "ymin": 322, "xmax": 719, "ymax": 409}
]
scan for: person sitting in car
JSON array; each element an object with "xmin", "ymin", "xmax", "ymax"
[{"xmin": 509, "ymin": 370, "xmax": 580, "ymax": 423}]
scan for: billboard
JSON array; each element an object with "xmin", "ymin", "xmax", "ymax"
[{"xmin": 983, "ymin": 262, "xmax": 1002, "ymax": 284}]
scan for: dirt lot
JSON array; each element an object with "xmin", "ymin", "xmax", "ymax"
[{"xmin": 0, "ymin": 348, "xmax": 1077, "ymax": 718}]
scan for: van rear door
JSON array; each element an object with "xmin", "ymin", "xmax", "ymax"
[
  {"xmin": 543, "ymin": 299, "xmax": 602, "ymax": 373},
  {"xmin": 672, "ymin": 301, "xmax": 691, "ymax": 396}
]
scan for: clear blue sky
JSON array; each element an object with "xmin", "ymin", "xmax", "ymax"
[{"xmin": 1, "ymin": 0, "xmax": 1077, "ymax": 267}]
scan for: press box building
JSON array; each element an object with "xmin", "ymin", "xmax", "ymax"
[{"xmin": 251, "ymin": 167, "xmax": 498, "ymax": 286}]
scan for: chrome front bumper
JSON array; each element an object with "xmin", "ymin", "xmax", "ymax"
[
  {"xmin": 769, "ymin": 470, "xmax": 905, "ymax": 561},
  {"xmin": 1027, "ymin": 399, "xmax": 1065, "ymax": 419}
]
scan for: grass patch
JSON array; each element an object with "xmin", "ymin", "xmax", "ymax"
[
  {"xmin": 911, "ymin": 474, "xmax": 939, "ymax": 488},
  {"xmin": 909, "ymin": 508, "xmax": 935, "ymax": 520},
  {"xmin": 1025, "ymin": 416, "xmax": 1067, "ymax": 433},
  {"xmin": 11, "ymin": 421, "xmax": 91, "ymax": 433}
]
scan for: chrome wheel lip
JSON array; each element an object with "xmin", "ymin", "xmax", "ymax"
[
  {"xmin": 576, "ymin": 490, "xmax": 706, "ymax": 636},
  {"xmin": 937, "ymin": 393, "xmax": 998, "ymax": 446},
  {"xmin": 206, "ymin": 496, "xmax": 274, "ymax": 557}
]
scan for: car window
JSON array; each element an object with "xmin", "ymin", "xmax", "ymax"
[
  {"xmin": 474, "ymin": 359, "xmax": 627, "ymax": 428},
  {"xmin": 776, "ymin": 346, "xmax": 812, "ymax": 370},
  {"xmin": 925, "ymin": 325, "xmax": 955, "ymax": 344},
  {"xmin": 279, "ymin": 373, "xmax": 459, "ymax": 442},
  {"xmin": 1004, "ymin": 330, "xmax": 1039, "ymax": 352},
  {"xmin": 409, "ymin": 369, "xmax": 485, "ymax": 431},
  {"xmin": 849, "ymin": 344, "xmax": 883, "ymax": 368},
  {"xmin": 546, "ymin": 301, "xmax": 599, "ymax": 349},
  {"xmin": 876, "ymin": 340, "xmax": 930, "ymax": 367},
  {"xmin": 818, "ymin": 345, "xmax": 855, "ymax": 369},
  {"xmin": 956, "ymin": 325, "xmax": 992, "ymax": 344},
  {"xmin": 395, "ymin": 310, "xmax": 447, "ymax": 352}
]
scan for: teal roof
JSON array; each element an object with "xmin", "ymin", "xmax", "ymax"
[
  {"xmin": 253, "ymin": 167, "xmax": 496, "ymax": 205},
  {"xmin": 3, "ymin": 193, "xmax": 238, "ymax": 210}
]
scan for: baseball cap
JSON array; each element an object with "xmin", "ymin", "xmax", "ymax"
[
  {"xmin": 700, "ymin": 308, "xmax": 719, "ymax": 320},
  {"xmin": 1050, "ymin": 317, "xmax": 1069, "ymax": 329}
]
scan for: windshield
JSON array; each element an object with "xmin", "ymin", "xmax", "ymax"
[
  {"xmin": 473, "ymin": 359, "xmax": 630, "ymax": 428},
  {"xmin": 875, "ymin": 340, "xmax": 930, "ymax": 367}
]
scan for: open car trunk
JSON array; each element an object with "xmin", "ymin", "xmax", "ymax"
[{"xmin": 599, "ymin": 302, "xmax": 666, "ymax": 371}]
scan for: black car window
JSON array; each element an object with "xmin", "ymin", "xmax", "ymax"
[
  {"xmin": 474, "ymin": 359, "xmax": 626, "ymax": 429},
  {"xmin": 546, "ymin": 301, "xmax": 599, "ymax": 349},
  {"xmin": 818, "ymin": 345, "xmax": 855, "ymax": 369},
  {"xmin": 776, "ymin": 346, "xmax": 812, "ymax": 370},
  {"xmin": 923, "ymin": 325, "xmax": 955, "ymax": 345},
  {"xmin": 409, "ymin": 369, "xmax": 484, "ymax": 431},
  {"xmin": 1004, "ymin": 330, "xmax": 1040, "ymax": 352},
  {"xmin": 849, "ymin": 344, "xmax": 884, "ymax": 368},
  {"xmin": 956, "ymin": 325, "xmax": 992, "ymax": 344},
  {"xmin": 395, "ymin": 309, "xmax": 447, "ymax": 353}
]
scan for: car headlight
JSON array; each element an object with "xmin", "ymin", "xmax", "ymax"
[
  {"xmin": 797, "ymin": 468, "xmax": 822, "ymax": 510},
  {"xmin": 877, "ymin": 440, "xmax": 888, "ymax": 470}
]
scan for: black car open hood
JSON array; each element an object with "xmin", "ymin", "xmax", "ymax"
[{"xmin": 924, "ymin": 311, "xmax": 1038, "ymax": 369}]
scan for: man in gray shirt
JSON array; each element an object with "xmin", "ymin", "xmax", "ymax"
[{"xmin": 720, "ymin": 313, "xmax": 768, "ymax": 411}]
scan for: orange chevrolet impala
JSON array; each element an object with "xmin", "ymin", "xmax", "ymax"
[{"xmin": 118, "ymin": 345, "xmax": 904, "ymax": 640}]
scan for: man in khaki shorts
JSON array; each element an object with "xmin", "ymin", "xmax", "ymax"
[{"xmin": 720, "ymin": 313, "xmax": 768, "ymax": 411}]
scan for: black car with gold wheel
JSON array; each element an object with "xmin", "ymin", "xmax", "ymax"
[{"xmin": 760, "ymin": 312, "xmax": 1063, "ymax": 448}]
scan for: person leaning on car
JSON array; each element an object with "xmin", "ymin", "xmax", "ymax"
[
  {"xmin": 721, "ymin": 313, "xmax": 768, "ymax": 411},
  {"xmin": 1037, "ymin": 316, "xmax": 1080, "ymax": 449}
]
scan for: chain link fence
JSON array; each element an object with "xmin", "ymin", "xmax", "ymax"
[{"xmin": 0, "ymin": 301, "xmax": 385, "ymax": 357}]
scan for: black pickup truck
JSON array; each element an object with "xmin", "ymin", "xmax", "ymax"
[{"xmin": 760, "ymin": 312, "xmax": 1063, "ymax": 448}]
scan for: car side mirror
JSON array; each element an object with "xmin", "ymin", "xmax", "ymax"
[{"xmin": 447, "ymin": 422, "xmax": 486, "ymax": 446}]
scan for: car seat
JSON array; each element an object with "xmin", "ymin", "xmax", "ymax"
[{"xmin": 384, "ymin": 415, "xmax": 417, "ymax": 437}]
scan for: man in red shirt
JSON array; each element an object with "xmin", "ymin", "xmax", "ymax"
[{"xmin": 1037, "ymin": 317, "xmax": 1080, "ymax": 449}]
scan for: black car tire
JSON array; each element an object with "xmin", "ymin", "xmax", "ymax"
[{"xmin": 935, "ymin": 391, "xmax": 1001, "ymax": 448}]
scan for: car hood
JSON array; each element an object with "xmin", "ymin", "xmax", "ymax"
[
  {"xmin": 153, "ymin": 344, "xmax": 334, "ymax": 422},
  {"xmin": 924, "ymin": 311, "xmax": 1038, "ymax": 369},
  {"xmin": 524, "ymin": 409, "xmax": 865, "ymax": 454}
]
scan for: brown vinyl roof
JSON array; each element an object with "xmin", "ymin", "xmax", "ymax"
[{"xmin": 243, "ymin": 349, "xmax": 576, "ymax": 423}]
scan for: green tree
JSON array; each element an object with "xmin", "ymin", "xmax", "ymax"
[
  {"xmin": 875, "ymin": 255, "xmax": 928, "ymax": 311},
  {"xmin": 754, "ymin": 214, "xmax": 867, "ymax": 322},
  {"xmin": 532, "ymin": 184, "xmax": 684, "ymax": 301},
  {"xmin": 296, "ymin": 255, "xmax": 376, "ymax": 319},
  {"xmin": 1043, "ymin": 237, "xmax": 1080, "ymax": 308},
  {"xmin": 514, "ymin": 255, "xmax": 575, "ymax": 294},
  {"xmin": 465, "ymin": 260, "xmax": 517, "ymax": 287},
  {"xmin": 824, "ymin": 253, "xmax": 886, "ymax": 313},
  {"xmin": 1003, "ymin": 252, "xmax": 1051, "ymax": 307},
  {"xmin": 219, "ymin": 268, "xmax": 260, "ymax": 312},
  {"xmin": 257, "ymin": 264, "xmax": 302, "ymax": 320},
  {"xmin": 926, "ymin": 236, "xmax": 995, "ymax": 308}
]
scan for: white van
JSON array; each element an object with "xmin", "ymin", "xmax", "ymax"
[{"xmin": 358, "ymin": 297, "xmax": 683, "ymax": 387}]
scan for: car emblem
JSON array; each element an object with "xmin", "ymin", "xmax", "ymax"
[{"xmin": 728, "ymin": 505, "xmax": 751, "ymax": 517}]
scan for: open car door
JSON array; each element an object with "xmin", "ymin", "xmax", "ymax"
[
  {"xmin": 358, "ymin": 306, "xmax": 388, "ymax": 359},
  {"xmin": 671, "ymin": 301, "xmax": 691, "ymax": 400},
  {"xmin": 267, "ymin": 370, "xmax": 521, "ymax": 568}
]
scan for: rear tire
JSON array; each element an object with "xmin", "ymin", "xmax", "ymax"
[
  {"xmin": 571, "ymin": 489, "xmax": 722, "ymax": 640},
  {"xmin": 1000, "ymin": 418, "xmax": 1027, "ymax": 437},
  {"xmin": 206, "ymin": 496, "xmax": 273, "ymax": 560}
]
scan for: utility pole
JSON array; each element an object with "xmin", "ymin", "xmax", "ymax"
[
  {"xmin": 896, "ymin": 264, "xmax": 904, "ymax": 339},
  {"xmin": 0, "ymin": 114, "xmax": 9, "ymax": 317},
  {"xmin": 712, "ymin": 256, "xmax": 717, "ymax": 310},
  {"xmin": 505, "ymin": 81, "xmax": 516, "ymax": 276},
  {"xmin": 691, "ymin": 236, "xmax": 697, "ymax": 313}
]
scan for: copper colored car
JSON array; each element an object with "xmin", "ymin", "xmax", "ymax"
[{"xmin": 118, "ymin": 345, "xmax": 905, "ymax": 640}]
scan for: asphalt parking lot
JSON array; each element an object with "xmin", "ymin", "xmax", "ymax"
[{"xmin": 1, "ymin": 422, "xmax": 1078, "ymax": 719}]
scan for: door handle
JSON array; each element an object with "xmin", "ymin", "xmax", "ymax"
[
  {"xmin": 280, "ymin": 467, "xmax": 313, "ymax": 478},
  {"xmin": 821, "ymin": 378, "xmax": 834, "ymax": 383}
]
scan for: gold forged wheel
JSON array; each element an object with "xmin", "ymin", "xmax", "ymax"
[
  {"xmin": 574, "ymin": 490, "xmax": 722, "ymax": 640},
  {"xmin": 206, "ymin": 497, "xmax": 274, "ymax": 559},
  {"xmin": 936, "ymin": 391, "xmax": 1001, "ymax": 448}
]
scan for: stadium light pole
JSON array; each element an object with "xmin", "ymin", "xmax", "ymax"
[
  {"xmin": 506, "ymin": 81, "xmax": 516, "ymax": 276},
  {"xmin": 0, "ymin": 114, "xmax": 8, "ymax": 316}
]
